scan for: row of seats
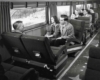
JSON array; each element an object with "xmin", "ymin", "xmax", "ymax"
[
  {"xmin": 1, "ymin": 17, "xmax": 98, "ymax": 79},
  {"xmin": 0, "ymin": 54, "xmax": 39, "ymax": 80},
  {"xmin": 83, "ymin": 8, "xmax": 100, "ymax": 80},
  {"xmin": 1, "ymin": 32, "xmax": 68, "ymax": 79}
]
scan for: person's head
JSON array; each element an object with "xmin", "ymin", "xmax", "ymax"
[
  {"xmin": 51, "ymin": 16, "xmax": 59, "ymax": 24},
  {"xmin": 60, "ymin": 14, "xmax": 68, "ymax": 25},
  {"xmin": 13, "ymin": 21, "xmax": 24, "ymax": 31}
]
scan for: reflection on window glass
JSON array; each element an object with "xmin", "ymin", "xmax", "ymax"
[
  {"xmin": 10, "ymin": 7, "xmax": 46, "ymax": 29},
  {"xmin": 57, "ymin": 6, "xmax": 70, "ymax": 18}
]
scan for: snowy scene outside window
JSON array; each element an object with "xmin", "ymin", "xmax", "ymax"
[{"xmin": 10, "ymin": 7, "xmax": 46, "ymax": 30}]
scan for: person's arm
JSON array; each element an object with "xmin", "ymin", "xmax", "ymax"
[
  {"xmin": 52, "ymin": 24, "xmax": 60, "ymax": 38},
  {"xmin": 45, "ymin": 24, "xmax": 52, "ymax": 37}
]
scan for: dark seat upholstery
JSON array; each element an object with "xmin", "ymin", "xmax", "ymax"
[
  {"xmin": 84, "ymin": 46, "xmax": 100, "ymax": 80},
  {"xmin": 21, "ymin": 35, "xmax": 68, "ymax": 78},
  {"xmin": 2, "ymin": 32, "xmax": 68, "ymax": 79},
  {"xmin": 0, "ymin": 55, "xmax": 39, "ymax": 80},
  {"xmin": 77, "ymin": 16, "xmax": 93, "ymax": 38},
  {"xmin": 1, "ymin": 32, "xmax": 31, "ymax": 62},
  {"xmin": 69, "ymin": 19, "xmax": 85, "ymax": 42},
  {"xmin": 64, "ymin": 19, "xmax": 85, "ymax": 54}
]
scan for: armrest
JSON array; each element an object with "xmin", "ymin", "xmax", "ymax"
[
  {"xmin": 89, "ymin": 46, "xmax": 100, "ymax": 59},
  {"xmin": 65, "ymin": 38, "xmax": 81, "ymax": 46},
  {"xmin": 51, "ymin": 45, "xmax": 67, "ymax": 59},
  {"xmin": 20, "ymin": 68, "xmax": 39, "ymax": 80}
]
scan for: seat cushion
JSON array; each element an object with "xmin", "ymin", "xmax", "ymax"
[
  {"xmin": 10, "ymin": 66, "xmax": 27, "ymax": 74},
  {"xmin": 89, "ymin": 47, "xmax": 100, "ymax": 59},
  {"xmin": 85, "ymin": 68, "xmax": 100, "ymax": 80},
  {"xmin": 51, "ymin": 45, "xmax": 66, "ymax": 58},
  {"xmin": 1, "ymin": 62, "xmax": 14, "ymax": 72},
  {"xmin": 5, "ymin": 71, "xmax": 22, "ymax": 80},
  {"xmin": 87, "ymin": 58, "xmax": 100, "ymax": 72}
]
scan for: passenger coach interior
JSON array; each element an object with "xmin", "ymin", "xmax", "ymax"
[{"xmin": 0, "ymin": 0, "xmax": 100, "ymax": 80}]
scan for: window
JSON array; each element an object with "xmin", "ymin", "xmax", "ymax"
[
  {"xmin": 87, "ymin": 4, "xmax": 92, "ymax": 10},
  {"xmin": 10, "ymin": 7, "xmax": 46, "ymax": 30},
  {"xmin": 57, "ymin": 6, "xmax": 70, "ymax": 18},
  {"xmin": 76, "ymin": 4, "xmax": 84, "ymax": 11}
]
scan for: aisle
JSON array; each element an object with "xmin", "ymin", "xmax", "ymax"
[{"xmin": 60, "ymin": 31, "xmax": 100, "ymax": 80}]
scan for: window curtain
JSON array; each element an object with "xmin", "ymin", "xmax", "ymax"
[
  {"xmin": 72, "ymin": 2, "xmax": 76, "ymax": 12},
  {"xmin": 49, "ymin": 2, "xmax": 57, "ymax": 17},
  {"xmin": 0, "ymin": 2, "xmax": 11, "ymax": 35}
]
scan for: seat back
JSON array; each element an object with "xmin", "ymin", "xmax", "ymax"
[
  {"xmin": 1, "ymin": 32, "xmax": 31, "ymax": 59},
  {"xmin": 77, "ymin": 16, "xmax": 90, "ymax": 29},
  {"xmin": 85, "ymin": 47, "xmax": 100, "ymax": 80},
  {"xmin": 21, "ymin": 35, "xmax": 56, "ymax": 64},
  {"xmin": 69, "ymin": 19, "xmax": 85, "ymax": 41}
]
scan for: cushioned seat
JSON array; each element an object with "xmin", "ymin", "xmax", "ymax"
[
  {"xmin": 2, "ymin": 32, "xmax": 68, "ymax": 79},
  {"xmin": 65, "ymin": 19, "xmax": 85, "ymax": 54},
  {"xmin": 69, "ymin": 19, "xmax": 85, "ymax": 44},
  {"xmin": 1, "ymin": 62, "xmax": 14, "ymax": 72},
  {"xmin": 77, "ymin": 16, "xmax": 93, "ymax": 38},
  {"xmin": 21, "ymin": 35, "xmax": 68, "ymax": 79},
  {"xmin": 84, "ymin": 46, "xmax": 100, "ymax": 80},
  {"xmin": 0, "ymin": 55, "xmax": 39, "ymax": 80},
  {"xmin": 1, "ymin": 32, "xmax": 31, "ymax": 62}
]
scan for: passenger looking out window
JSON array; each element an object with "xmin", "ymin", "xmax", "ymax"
[
  {"xmin": 50, "ymin": 15, "xmax": 75, "ymax": 46},
  {"xmin": 12, "ymin": 21, "xmax": 24, "ymax": 34},
  {"xmin": 45, "ymin": 16, "xmax": 60, "ymax": 38}
]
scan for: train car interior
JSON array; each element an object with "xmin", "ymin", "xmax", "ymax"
[{"xmin": 0, "ymin": 0, "xmax": 100, "ymax": 80}]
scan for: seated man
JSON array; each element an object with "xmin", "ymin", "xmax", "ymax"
[
  {"xmin": 12, "ymin": 21, "xmax": 24, "ymax": 33},
  {"xmin": 50, "ymin": 15, "xmax": 75, "ymax": 46}
]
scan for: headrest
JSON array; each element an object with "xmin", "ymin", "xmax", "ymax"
[
  {"xmin": 21, "ymin": 35, "xmax": 48, "ymax": 42},
  {"xmin": 2, "ymin": 32, "xmax": 22, "ymax": 38}
]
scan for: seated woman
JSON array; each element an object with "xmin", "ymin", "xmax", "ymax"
[
  {"xmin": 51, "ymin": 15, "xmax": 75, "ymax": 46},
  {"xmin": 45, "ymin": 16, "xmax": 60, "ymax": 38}
]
